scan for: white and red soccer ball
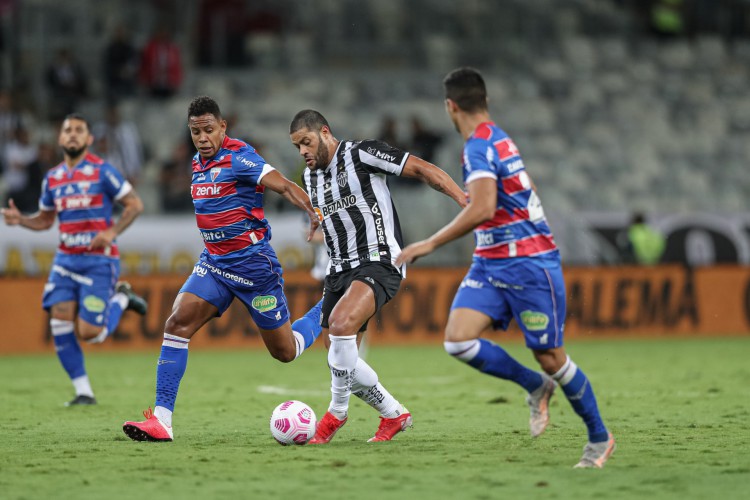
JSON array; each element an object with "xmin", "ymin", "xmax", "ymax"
[{"xmin": 270, "ymin": 400, "xmax": 317, "ymax": 445}]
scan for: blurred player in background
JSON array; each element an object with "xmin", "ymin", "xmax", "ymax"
[
  {"xmin": 122, "ymin": 96, "xmax": 323, "ymax": 442},
  {"xmin": 1, "ymin": 113, "xmax": 147, "ymax": 406},
  {"xmin": 396, "ymin": 67, "xmax": 615, "ymax": 468},
  {"xmin": 289, "ymin": 109, "xmax": 466, "ymax": 443}
]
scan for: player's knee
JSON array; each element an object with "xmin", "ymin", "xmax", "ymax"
[
  {"xmin": 77, "ymin": 323, "xmax": 101, "ymax": 341},
  {"xmin": 327, "ymin": 314, "xmax": 358, "ymax": 338},
  {"xmin": 164, "ymin": 310, "xmax": 194, "ymax": 338},
  {"xmin": 269, "ymin": 346, "xmax": 296, "ymax": 363},
  {"xmin": 533, "ymin": 348, "xmax": 566, "ymax": 374}
]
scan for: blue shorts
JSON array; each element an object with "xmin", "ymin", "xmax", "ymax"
[
  {"xmin": 451, "ymin": 257, "xmax": 566, "ymax": 350},
  {"xmin": 42, "ymin": 254, "xmax": 120, "ymax": 327},
  {"xmin": 180, "ymin": 249, "xmax": 289, "ymax": 330}
]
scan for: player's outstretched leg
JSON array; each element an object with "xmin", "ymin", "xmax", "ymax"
[
  {"xmin": 444, "ymin": 339, "xmax": 545, "ymax": 392},
  {"xmin": 350, "ymin": 357, "xmax": 412, "ymax": 442},
  {"xmin": 291, "ymin": 299, "xmax": 323, "ymax": 358},
  {"xmin": 551, "ymin": 355, "xmax": 614, "ymax": 468},
  {"xmin": 50, "ymin": 318, "xmax": 97, "ymax": 406},
  {"xmin": 87, "ymin": 282, "xmax": 148, "ymax": 345},
  {"xmin": 122, "ymin": 333, "xmax": 189, "ymax": 442}
]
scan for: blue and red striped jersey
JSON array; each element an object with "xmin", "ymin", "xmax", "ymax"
[
  {"xmin": 39, "ymin": 153, "xmax": 132, "ymax": 258},
  {"xmin": 191, "ymin": 135, "xmax": 276, "ymax": 267},
  {"xmin": 463, "ymin": 122, "xmax": 559, "ymax": 261}
]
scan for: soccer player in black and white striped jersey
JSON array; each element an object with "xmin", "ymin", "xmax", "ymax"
[{"xmin": 290, "ymin": 109, "xmax": 466, "ymax": 443}]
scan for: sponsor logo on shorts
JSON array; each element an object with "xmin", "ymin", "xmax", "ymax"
[
  {"xmin": 520, "ymin": 310, "xmax": 549, "ymax": 331},
  {"xmin": 83, "ymin": 295, "xmax": 106, "ymax": 313},
  {"xmin": 197, "ymin": 261, "xmax": 254, "ymax": 285},
  {"xmin": 252, "ymin": 295, "xmax": 277, "ymax": 312},
  {"xmin": 460, "ymin": 278, "xmax": 484, "ymax": 289}
]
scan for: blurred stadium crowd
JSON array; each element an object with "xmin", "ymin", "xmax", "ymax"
[{"xmin": 1, "ymin": 0, "xmax": 749, "ymax": 253}]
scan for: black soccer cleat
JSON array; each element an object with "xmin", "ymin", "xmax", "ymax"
[
  {"xmin": 116, "ymin": 281, "xmax": 148, "ymax": 315},
  {"xmin": 65, "ymin": 395, "xmax": 97, "ymax": 406}
]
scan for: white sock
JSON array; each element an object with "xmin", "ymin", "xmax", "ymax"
[
  {"xmin": 154, "ymin": 406, "xmax": 173, "ymax": 427},
  {"xmin": 328, "ymin": 334, "xmax": 358, "ymax": 419},
  {"xmin": 292, "ymin": 331, "xmax": 305, "ymax": 359},
  {"xmin": 86, "ymin": 328, "xmax": 110, "ymax": 344},
  {"xmin": 444, "ymin": 339, "xmax": 481, "ymax": 362},
  {"xmin": 72, "ymin": 375, "xmax": 94, "ymax": 398},
  {"xmin": 351, "ymin": 358, "xmax": 402, "ymax": 418},
  {"xmin": 111, "ymin": 292, "xmax": 129, "ymax": 309}
]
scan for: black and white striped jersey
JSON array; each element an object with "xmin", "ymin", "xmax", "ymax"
[{"xmin": 302, "ymin": 139, "xmax": 409, "ymax": 276}]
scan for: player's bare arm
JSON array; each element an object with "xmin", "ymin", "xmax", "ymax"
[
  {"xmin": 400, "ymin": 156, "xmax": 467, "ymax": 208},
  {"xmin": 396, "ymin": 177, "xmax": 496, "ymax": 265},
  {"xmin": 1, "ymin": 199, "xmax": 56, "ymax": 230},
  {"xmin": 260, "ymin": 169, "xmax": 320, "ymax": 241},
  {"xmin": 88, "ymin": 190, "xmax": 144, "ymax": 250}
]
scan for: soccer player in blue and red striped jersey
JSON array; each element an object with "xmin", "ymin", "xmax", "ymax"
[
  {"xmin": 397, "ymin": 68, "xmax": 615, "ymax": 468},
  {"xmin": 122, "ymin": 96, "xmax": 323, "ymax": 442},
  {"xmin": 1, "ymin": 113, "xmax": 148, "ymax": 406}
]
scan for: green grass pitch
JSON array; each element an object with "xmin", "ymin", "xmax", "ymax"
[{"xmin": 1, "ymin": 337, "xmax": 749, "ymax": 499}]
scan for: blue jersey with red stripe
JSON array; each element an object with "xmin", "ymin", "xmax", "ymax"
[
  {"xmin": 191, "ymin": 135, "xmax": 276, "ymax": 269},
  {"xmin": 39, "ymin": 153, "xmax": 132, "ymax": 259},
  {"xmin": 463, "ymin": 122, "xmax": 559, "ymax": 262}
]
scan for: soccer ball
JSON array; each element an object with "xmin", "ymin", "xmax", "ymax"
[{"xmin": 270, "ymin": 400, "xmax": 317, "ymax": 445}]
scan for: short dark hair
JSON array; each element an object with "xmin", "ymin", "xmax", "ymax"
[
  {"xmin": 443, "ymin": 67, "xmax": 488, "ymax": 113},
  {"xmin": 290, "ymin": 109, "xmax": 330, "ymax": 134},
  {"xmin": 63, "ymin": 112, "xmax": 90, "ymax": 129},
  {"xmin": 188, "ymin": 96, "xmax": 222, "ymax": 120}
]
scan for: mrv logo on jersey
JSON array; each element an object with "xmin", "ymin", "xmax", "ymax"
[
  {"xmin": 318, "ymin": 194, "xmax": 356, "ymax": 218},
  {"xmin": 366, "ymin": 147, "xmax": 396, "ymax": 163}
]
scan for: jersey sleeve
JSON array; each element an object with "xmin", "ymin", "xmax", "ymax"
[
  {"xmin": 101, "ymin": 163, "xmax": 133, "ymax": 200},
  {"xmin": 356, "ymin": 140, "xmax": 409, "ymax": 175},
  {"xmin": 38, "ymin": 176, "xmax": 55, "ymax": 211},
  {"xmin": 231, "ymin": 148, "xmax": 275, "ymax": 185},
  {"xmin": 463, "ymin": 138, "xmax": 497, "ymax": 185}
]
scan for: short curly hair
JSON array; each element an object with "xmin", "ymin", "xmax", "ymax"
[{"xmin": 188, "ymin": 96, "xmax": 222, "ymax": 120}]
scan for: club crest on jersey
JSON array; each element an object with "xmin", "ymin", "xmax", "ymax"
[
  {"xmin": 78, "ymin": 181, "xmax": 91, "ymax": 193},
  {"xmin": 210, "ymin": 167, "xmax": 221, "ymax": 182},
  {"xmin": 337, "ymin": 171, "xmax": 348, "ymax": 187},
  {"xmin": 81, "ymin": 165, "xmax": 95, "ymax": 176}
]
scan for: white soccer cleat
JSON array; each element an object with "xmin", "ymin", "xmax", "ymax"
[
  {"xmin": 574, "ymin": 433, "xmax": 616, "ymax": 468},
  {"xmin": 526, "ymin": 375, "xmax": 556, "ymax": 438}
]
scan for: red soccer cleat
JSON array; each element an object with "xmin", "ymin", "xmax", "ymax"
[
  {"xmin": 122, "ymin": 407, "xmax": 173, "ymax": 442},
  {"xmin": 308, "ymin": 411, "xmax": 347, "ymax": 444},
  {"xmin": 368, "ymin": 410, "xmax": 413, "ymax": 442}
]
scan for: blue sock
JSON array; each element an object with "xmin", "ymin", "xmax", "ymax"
[
  {"xmin": 553, "ymin": 357, "xmax": 609, "ymax": 443},
  {"xmin": 104, "ymin": 292, "xmax": 129, "ymax": 338},
  {"xmin": 154, "ymin": 334, "xmax": 190, "ymax": 412},
  {"xmin": 292, "ymin": 299, "xmax": 323, "ymax": 350},
  {"xmin": 446, "ymin": 339, "xmax": 544, "ymax": 393},
  {"xmin": 51, "ymin": 319, "xmax": 86, "ymax": 380}
]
